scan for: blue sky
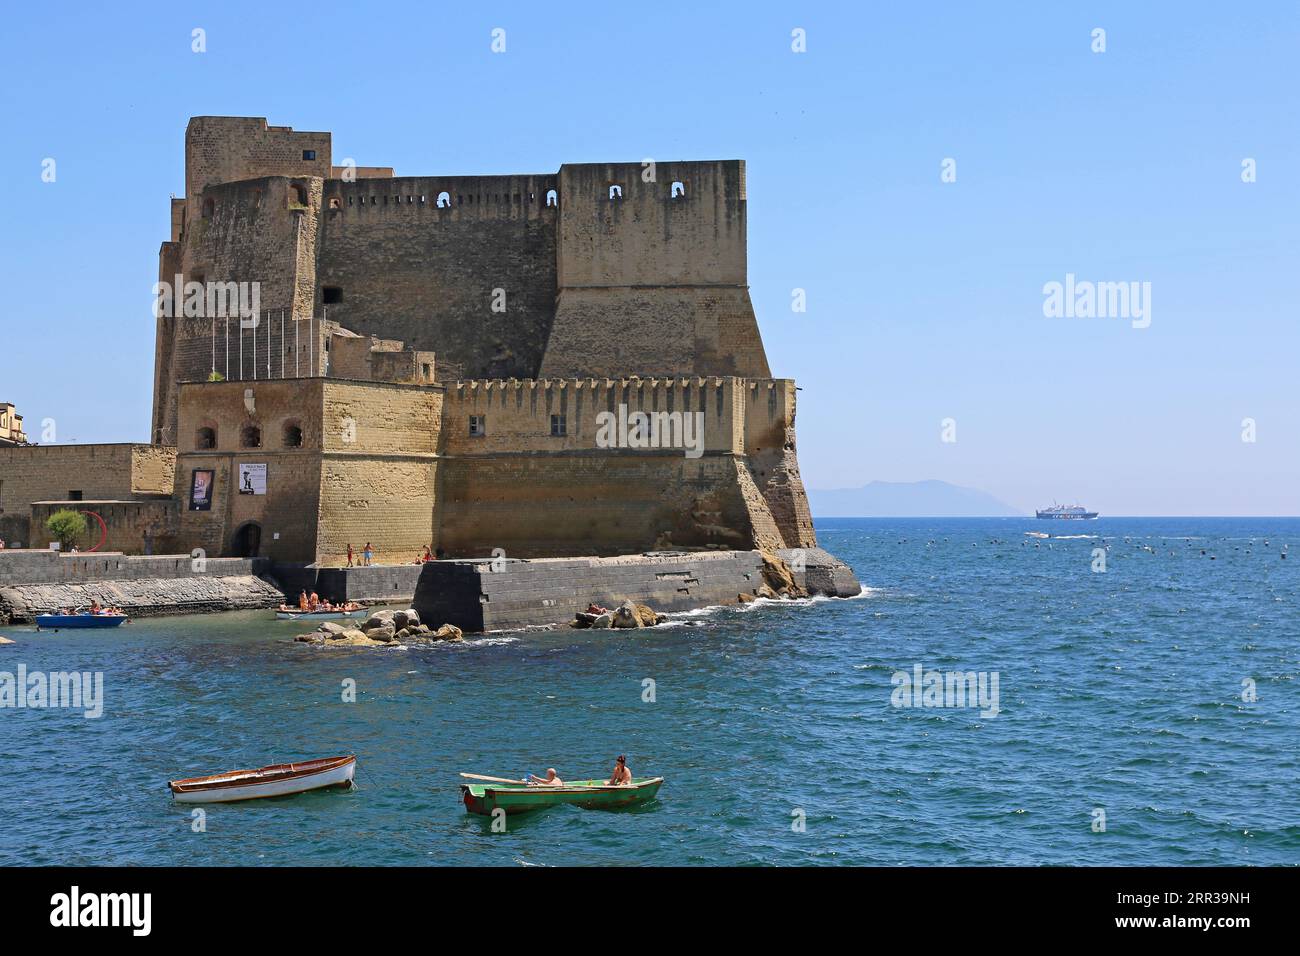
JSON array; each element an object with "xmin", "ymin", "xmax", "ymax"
[{"xmin": 1, "ymin": 1, "xmax": 1296, "ymax": 515}]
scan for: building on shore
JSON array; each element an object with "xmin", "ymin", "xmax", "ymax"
[
  {"xmin": 0, "ymin": 403, "xmax": 27, "ymax": 446},
  {"xmin": 0, "ymin": 117, "xmax": 821, "ymax": 568}
]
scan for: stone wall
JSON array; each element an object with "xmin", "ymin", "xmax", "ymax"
[
  {"xmin": 436, "ymin": 452, "xmax": 764, "ymax": 558},
  {"xmin": 172, "ymin": 378, "xmax": 441, "ymax": 563},
  {"xmin": 0, "ymin": 444, "xmax": 176, "ymax": 549},
  {"xmin": 0, "ymin": 575, "xmax": 283, "ymax": 623},
  {"xmin": 440, "ymin": 376, "xmax": 745, "ymax": 456},
  {"xmin": 433, "ymin": 376, "xmax": 812, "ymax": 557},
  {"xmin": 539, "ymin": 160, "xmax": 771, "ymax": 379},
  {"xmin": 413, "ymin": 548, "xmax": 860, "ymax": 632},
  {"xmin": 185, "ymin": 117, "xmax": 330, "ymax": 225},
  {"xmin": 29, "ymin": 498, "xmax": 178, "ymax": 555},
  {"xmin": 174, "ymin": 379, "xmax": 327, "ymax": 562},
  {"xmin": 317, "ymin": 175, "xmax": 558, "ymax": 382},
  {"xmin": 0, "ymin": 548, "xmax": 284, "ymax": 622},
  {"xmin": 0, "ymin": 550, "xmax": 265, "ymax": 586},
  {"xmin": 271, "ymin": 563, "xmax": 425, "ymax": 604}
]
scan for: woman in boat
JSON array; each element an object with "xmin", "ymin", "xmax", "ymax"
[
  {"xmin": 528, "ymin": 768, "xmax": 564, "ymax": 787},
  {"xmin": 608, "ymin": 755, "xmax": 632, "ymax": 786},
  {"xmin": 298, "ymin": 590, "xmax": 310, "ymax": 611}
]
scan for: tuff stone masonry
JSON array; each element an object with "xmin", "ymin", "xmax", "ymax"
[{"xmin": 0, "ymin": 116, "xmax": 836, "ymax": 576}]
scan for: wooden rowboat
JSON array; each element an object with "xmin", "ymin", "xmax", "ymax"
[
  {"xmin": 461, "ymin": 777, "xmax": 663, "ymax": 816},
  {"xmin": 35, "ymin": 613, "xmax": 127, "ymax": 630},
  {"xmin": 168, "ymin": 755, "xmax": 356, "ymax": 804},
  {"xmin": 274, "ymin": 608, "xmax": 362, "ymax": 621}
]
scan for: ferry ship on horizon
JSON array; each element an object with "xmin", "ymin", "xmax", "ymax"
[{"xmin": 1036, "ymin": 503, "xmax": 1099, "ymax": 520}]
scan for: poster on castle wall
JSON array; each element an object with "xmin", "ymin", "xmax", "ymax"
[
  {"xmin": 238, "ymin": 463, "xmax": 267, "ymax": 496},
  {"xmin": 190, "ymin": 469, "xmax": 214, "ymax": 511}
]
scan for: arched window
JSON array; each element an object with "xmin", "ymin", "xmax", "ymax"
[
  {"xmin": 240, "ymin": 424, "xmax": 262, "ymax": 448},
  {"xmin": 195, "ymin": 426, "xmax": 217, "ymax": 450},
  {"xmin": 437, "ymin": 191, "xmax": 452, "ymax": 208},
  {"xmin": 671, "ymin": 181, "xmax": 686, "ymax": 198},
  {"xmin": 282, "ymin": 422, "xmax": 303, "ymax": 448},
  {"xmin": 608, "ymin": 184, "xmax": 623, "ymax": 200},
  {"xmin": 328, "ymin": 196, "xmax": 342, "ymax": 209},
  {"xmin": 289, "ymin": 183, "xmax": 309, "ymax": 207},
  {"xmin": 201, "ymin": 197, "xmax": 215, "ymax": 218},
  {"xmin": 545, "ymin": 189, "xmax": 558, "ymax": 207}
]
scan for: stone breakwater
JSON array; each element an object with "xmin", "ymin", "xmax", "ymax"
[
  {"xmin": 0, "ymin": 575, "xmax": 285, "ymax": 624},
  {"xmin": 0, "ymin": 551, "xmax": 285, "ymax": 624},
  {"xmin": 414, "ymin": 547, "xmax": 860, "ymax": 632},
  {"xmin": 0, "ymin": 546, "xmax": 861, "ymax": 630}
]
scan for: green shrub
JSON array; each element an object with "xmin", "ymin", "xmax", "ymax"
[{"xmin": 46, "ymin": 509, "xmax": 87, "ymax": 551}]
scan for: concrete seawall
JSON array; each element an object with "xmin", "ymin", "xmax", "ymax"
[
  {"xmin": 0, "ymin": 546, "xmax": 860, "ymax": 628},
  {"xmin": 413, "ymin": 547, "xmax": 860, "ymax": 632},
  {"xmin": 0, "ymin": 551, "xmax": 283, "ymax": 623},
  {"xmin": 270, "ymin": 563, "xmax": 425, "ymax": 605}
]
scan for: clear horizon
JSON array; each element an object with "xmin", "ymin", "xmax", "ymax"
[{"xmin": 1, "ymin": 2, "xmax": 1295, "ymax": 516}]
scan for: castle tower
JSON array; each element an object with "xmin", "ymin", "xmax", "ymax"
[{"xmin": 538, "ymin": 161, "xmax": 772, "ymax": 379}]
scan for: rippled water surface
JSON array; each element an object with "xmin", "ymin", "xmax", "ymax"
[{"xmin": 1, "ymin": 517, "xmax": 1296, "ymax": 865}]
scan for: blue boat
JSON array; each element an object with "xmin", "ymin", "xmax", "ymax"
[{"xmin": 35, "ymin": 613, "xmax": 128, "ymax": 630}]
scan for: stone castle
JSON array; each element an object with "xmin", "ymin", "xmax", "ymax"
[{"xmin": 0, "ymin": 116, "xmax": 822, "ymax": 571}]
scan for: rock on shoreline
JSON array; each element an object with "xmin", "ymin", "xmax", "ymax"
[
  {"xmin": 295, "ymin": 608, "xmax": 464, "ymax": 647},
  {"xmin": 572, "ymin": 601, "xmax": 659, "ymax": 629}
]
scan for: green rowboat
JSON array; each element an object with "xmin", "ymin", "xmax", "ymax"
[{"xmin": 461, "ymin": 777, "xmax": 663, "ymax": 816}]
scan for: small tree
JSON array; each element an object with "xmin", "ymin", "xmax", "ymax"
[{"xmin": 46, "ymin": 509, "xmax": 87, "ymax": 551}]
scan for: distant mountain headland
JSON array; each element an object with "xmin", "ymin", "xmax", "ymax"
[{"xmin": 808, "ymin": 480, "xmax": 1024, "ymax": 517}]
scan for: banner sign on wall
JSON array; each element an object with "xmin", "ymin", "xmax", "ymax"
[
  {"xmin": 238, "ymin": 463, "xmax": 267, "ymax": 496},
  {"xmin": 190, "ymin": 469, "xmax": 215, "ymax": 511}
]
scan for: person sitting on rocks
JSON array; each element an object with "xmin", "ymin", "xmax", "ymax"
[
  {"xmin": 528, "ymin": 768, "xmax": 564, "ymax": 787},
  {"xmin": 607, "ymin": 754, "xmax": 632, "ymax": 786}
]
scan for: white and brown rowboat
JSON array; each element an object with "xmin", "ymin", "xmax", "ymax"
[{"xmin": 167, "ymin": 755, "xmax": 356, "ymax": 803}]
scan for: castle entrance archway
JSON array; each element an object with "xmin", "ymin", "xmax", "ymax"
[{"xmin": 231, "ymin": 522, "xmax": 262, "ymax": 558}]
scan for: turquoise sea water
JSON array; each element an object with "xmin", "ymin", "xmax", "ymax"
[{"xmin": 1, "ymin": 517, "xmax": 1296, "ymax": 866}]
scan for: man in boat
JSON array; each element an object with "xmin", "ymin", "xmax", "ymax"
[
  {"xmin": 309, "ymin": 591, "xmax": 320, "ymax": 610},
  {"xmin": 298, "ymin": 590, "xmax": 310, "ymax": 611},
  {"xmin": 527, "ymin": 768, "xmax": 564, "ymax": 787},
  {"xmin": 608, "ymin": 755, "xmax": 632, "ymax": 786}
]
